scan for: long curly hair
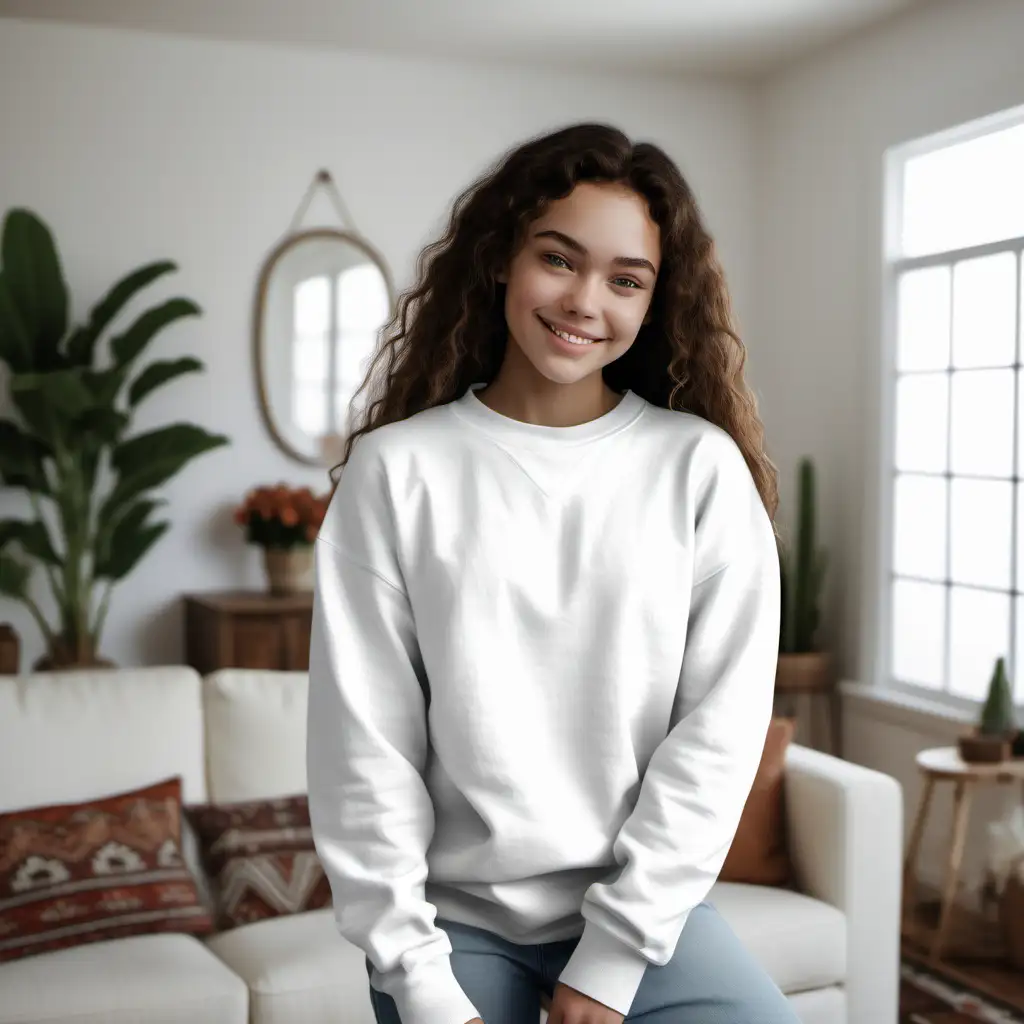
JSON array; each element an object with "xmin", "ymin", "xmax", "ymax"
[{"xmin": 333, "ymin": 122, "xmax": 779, "ymax": 529}]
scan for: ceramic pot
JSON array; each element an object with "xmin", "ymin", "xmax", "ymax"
[{"xmin": 263, "ymin": 544, "xmax": 314, "ymax": 595}]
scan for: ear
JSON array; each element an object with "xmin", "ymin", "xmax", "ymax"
[{"xmin": 495, "ymin": 268, "xmax": 508, "ymax": 284}]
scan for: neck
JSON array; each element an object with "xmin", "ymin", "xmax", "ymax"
[{"xmin": 475, "ymin": 349, "xmax": 621, "ymax": 428}]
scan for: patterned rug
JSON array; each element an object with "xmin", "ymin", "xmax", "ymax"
[{"xmin": 901, "ymin": 957, "xmax": 1024, "ymax": 1023}]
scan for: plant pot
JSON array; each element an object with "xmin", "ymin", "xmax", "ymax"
[
  {"xmin": 263, "ymin": 545, "xmax": 314, "ymax": 595},
  {"xmin": 957, "ymin": 731, "xmax": 1012, "ymax": 763},
  {"xmin": 775, "ymin": 651, "xmax": 833, "ymax": 693},
  {"xmin": 31, "ymin": 634, "xmax": 117, "ymax": 672}
]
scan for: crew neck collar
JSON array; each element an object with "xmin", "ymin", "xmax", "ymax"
[{"xmin": 451, "ymin": 382, "xmax": 646, "ymax": 448}]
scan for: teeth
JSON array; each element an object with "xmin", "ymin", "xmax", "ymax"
[{"xmin": 546, "ymin": 321, "xmax": 597, "ymax": 345}]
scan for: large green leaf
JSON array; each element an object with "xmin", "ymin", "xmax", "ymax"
[
  {"xmin": 0, "ymin": 272, "xmax": 33, "ymax": 372},
  {"xmin": 110, "ymin": 298, "xmax": 201, "ymax": 370},
  {"xmin": 0, "ymin": 518, "xmax": 60, "ymax": 565},
  {"xmin": 10, "ymin": 368, "xmax": 95, "ymax": 420},
  {"xmin": 63, "ymin": 260, "xmax": 177, "ymax": 367},
  {"xmin": 93, "ymin": 497, "xmax": 163, "ymax": 571},
  {"xmin": 128, "ymin": 356, "xmax": 203, "ymax": 407},
  {"xmin": 0, "ymin": 553, "xmax": 30, "ymax": 599},
  {"xmin": 95, "ymin": 519, "xmax": 169, "ymax": 580},
  {"xmin": 0, "ymin": 420, "xmax": 51, "ymax": 493},
  {"xmin": 101, "ymin": 424, "xmax": 228, "ymax": 523},
  {"xmin": 1, "ymin": 208, "xmax": 68, "ymax": 370}
]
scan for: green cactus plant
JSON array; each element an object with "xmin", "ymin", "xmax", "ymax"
[
  {"xmin": 978, "ymin": 657, "xmax": 1016, "ymax": 736},
  {"xmin": 779, "ymin": 457, "xmax": 828, "ymax": 654}
]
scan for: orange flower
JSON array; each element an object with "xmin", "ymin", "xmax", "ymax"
[{"xmin": 280, "ymin": 505, "xmax": 299, "ymax": 527}]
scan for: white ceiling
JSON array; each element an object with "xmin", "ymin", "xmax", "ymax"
[{"xmin": 0, "ymin": 0, "xmax": 930, "ymax": 77}]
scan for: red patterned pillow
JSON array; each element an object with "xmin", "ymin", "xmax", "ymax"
[
  {"xmin": 184, "ymin": 794, "xmax": 331, "ymax": 930},
  {"xmin": 0, "ymin": 777, "xmax": 214, "ymax": 963}
]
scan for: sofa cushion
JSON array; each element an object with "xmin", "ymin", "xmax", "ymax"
[
  {"xmin": 185, "ymin": 794, "xmax": 331, "ymax": 929},
  {"xmin": 0, "ymin": 931, "xmax": 248, "ymax": 1024},
  {"xmin": 720, "ymin": 717, "xmax": 795, "ymax": 885},
  {"xmin": 0, "ymin": 777, "xmax": 215, "ymax": 963},
  {"xmin": 205, "ymin": 908, "xmax": 377, "ymax": 1024},
  {"xmin": 707, "ymin": 880, "xmax": 846, "ymax": 994},
  {"xmin": 0, "ymin": 667, "xmax": 208, "ymax": 812},
  {"xmin": 203, "ymin": 670, "xmax": 309, "ymax": 802}
]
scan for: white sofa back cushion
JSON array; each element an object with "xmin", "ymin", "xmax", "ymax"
[
  {"xmin": 203, "ymin": 669, "xmax": 309, "ymax": 802},
  {"xmin": 0, "ymin": 666, "xmax": 208, "ymax": 812}
]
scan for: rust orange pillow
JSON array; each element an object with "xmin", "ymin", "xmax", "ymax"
[
  {"xmin": 0, "ymin": 777, "xmax": 214, "ymax": 963},
  {"xmin": 184, "ymin": 794, "xmax": 331, "ymax": 930},
  {"xmin": 719, "ymin": 717, "xmax": 796, "ymax": 886}
]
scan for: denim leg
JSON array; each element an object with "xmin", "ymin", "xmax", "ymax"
[
  {"xmin": 365, "ymin": 917, "xmax": 545, "ymax": 1024},
  {"xmin": 539, "ymin": 902, "xmax": 800, "ymax": 1024}
]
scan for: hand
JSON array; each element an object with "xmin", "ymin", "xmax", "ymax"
[{"xmin": 546, "ymin": 983, "xmax": 625, "ymax": 1024}]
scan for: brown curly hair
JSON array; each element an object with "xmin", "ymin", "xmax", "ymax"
[{"xmin": 332, "ymin": 122, "xmax": 779, "ymax": 529}]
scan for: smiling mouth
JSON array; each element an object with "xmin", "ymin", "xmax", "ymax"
[{"xmin": 538, "ymin": 316, "xmax": 606, "ymax": 346}]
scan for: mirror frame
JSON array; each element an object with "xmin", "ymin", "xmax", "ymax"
[{"xmin": 252, "ymin": 227, "xmax": 396, "ymax": 466}]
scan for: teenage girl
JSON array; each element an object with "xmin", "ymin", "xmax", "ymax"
[{"xmin": 307, "ymin": 123, "xmax": 797, "ymax": 1024}]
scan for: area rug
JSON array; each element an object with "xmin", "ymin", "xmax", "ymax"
[{"xmin": 901, "ymin": 956, "xmax": 1024, "ymax": 1023}]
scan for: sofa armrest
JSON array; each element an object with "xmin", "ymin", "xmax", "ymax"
[{"xmin": 784, "ymin": 744, "xmax": 903, "ymax": 1024}]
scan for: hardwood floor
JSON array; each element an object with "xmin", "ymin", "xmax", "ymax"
[{"xmin": 902, "ymin": 894, "xmax": 1024, "ymax": 1010}]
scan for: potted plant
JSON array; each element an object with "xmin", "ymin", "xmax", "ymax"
[
  {"xmin": 0, "ymin": 207, "xmax": 229, "ymax": 669},
  {"xmin": 233, "ymin": 483, "xmax": 329, "ymax": 594},
  {"xmin": 777, "ymin": 457, "xmax": 831, "ymax": 694},
  {"xmin": 958, "ymin": 656, "xmax": 1018, "ymax": 763}
]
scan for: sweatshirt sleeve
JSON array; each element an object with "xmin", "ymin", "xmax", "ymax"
[
  {"xmin": 306, "ymin": 440, "xmax": 480, "ymax": 1024},
  {"xmin": 556, "ymin": 430, "xmax": 781, "ymax": 1016}
]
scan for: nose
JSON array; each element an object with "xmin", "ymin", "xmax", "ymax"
[{"xmin": 561, "ymin": 273, "xmax": 601, "ymax": 320}]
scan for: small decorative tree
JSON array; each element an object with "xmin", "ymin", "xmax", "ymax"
[{"xmin": 979, "ymin": 657, "xmax": 1016, "ymax": 737}]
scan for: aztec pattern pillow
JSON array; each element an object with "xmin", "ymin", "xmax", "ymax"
[
  {"xmin": 184, "ymin": 794, "xmax": 331, "ymax": 930},
  {"xmin": 0, "ymin": 777, "xmax": 214, "ymax": 963}
]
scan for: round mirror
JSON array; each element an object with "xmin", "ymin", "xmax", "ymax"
[{"xmin": 254, "ymin": 228, "xmax": 394, "ymax": 466}]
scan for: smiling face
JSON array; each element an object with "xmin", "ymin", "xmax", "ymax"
[{"xmin": 499, "ymin": 181, "xmax": 661, "ymax": 387}]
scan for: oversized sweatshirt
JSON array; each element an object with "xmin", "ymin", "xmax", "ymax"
[{"xmin": 306, "ymin": 382, "xmax": 780, "ymax": 1024}]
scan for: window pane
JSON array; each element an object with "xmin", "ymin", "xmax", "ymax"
[
  {"xmin": 293, "ymin": 334, "xmax": 328, "ymax": 384},
  {"xmin": 337, "ymin": 265, "xmax": 389, "ymax": 332},
  {"xmin": 1015, "ymin": 596, "xmax": 1024, "ymax": 703},
  {"xmin": 948, "ymin": 587, "xmax": 1010, "ymax": 700},
  {"xmin": 892, "ymin": 473, "xmax": 946, "ymax": 580},
  {"xmin": 897, "ymin": 266, "xmax": 950, "ymax": 372},
  {"xmin": 950, "ymin": 369, "xmax": 1014, "ymax": 477},
  {"xmin": 293, "ymin": 382, "xmax": 327, "ymax": 437},
  {"xmin": 900, "ymin": 121, "xmax": 1024, "ymax": 258},
  {"xmin": 294, "ymin": 276, "xmax": 330, "ymax": 334},
  {"xmin": 895, "ymin": 373, "xmax": 948, "ymax": 473},
  {"xmin": 951, "ymin": 253, "xmax": 1017, "ymax": 368},
  {"xmin": 949, "ymin": 478, "xmax": 1012, "ymax": 589},
  {"xmin": 338, "ymin": 333, "xmax": 375, "ymax": 388},
  {"xmin": 890, "ymin": 578, "xmax": 945, "ymax": 688}
]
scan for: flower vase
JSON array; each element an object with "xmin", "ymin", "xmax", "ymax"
[{"xmin": 262, "ymin": 545, "xmax": 314, "ymax": 595}]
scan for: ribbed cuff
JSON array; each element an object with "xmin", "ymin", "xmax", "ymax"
[
  {"xmin": 556, "ymin": 921, "xmax": 651, "ymax": 1016},
  {"xmin": 374, "ymin": 956, "xmax": 480, "ymax": 1024}
]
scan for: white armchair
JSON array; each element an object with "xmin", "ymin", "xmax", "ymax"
[{"xmin": 785, "ymin": 744, "xmax": 904, "ymax": 1024}]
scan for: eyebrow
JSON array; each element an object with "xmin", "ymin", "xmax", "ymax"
[{"xmin": 533, "ymin": 229, "xmax": 657, "ymax": 276}]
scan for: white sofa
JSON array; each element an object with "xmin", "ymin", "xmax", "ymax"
[{"xmin": 0, "ymin": 666, "xmax": 903, "ymax": 1024}]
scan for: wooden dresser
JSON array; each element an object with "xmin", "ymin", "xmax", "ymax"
[{"xmin": 183, "ymin": 591, "xmax": 313, "ymax": 673}]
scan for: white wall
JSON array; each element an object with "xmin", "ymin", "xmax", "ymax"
[
  {"xmin": 0, "ymin": 17, "xmax": 755, "ymax": 670},
  {"xmin": 755, "ymin": 0, "xmax": 1024, "ymax": 899}
]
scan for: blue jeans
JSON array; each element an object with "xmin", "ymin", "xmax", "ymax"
[{"xmin": 365, "ymin": 901, "xmax": 800, "ymax": 1024}]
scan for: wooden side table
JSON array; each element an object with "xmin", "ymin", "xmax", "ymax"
[
  {"xmin": 902, "ymin": 746, "xmax": 1024, "ymax": 963},
  {"xmin": 183, "ymin": 591, "xmax": 313, "ymax": 674}
]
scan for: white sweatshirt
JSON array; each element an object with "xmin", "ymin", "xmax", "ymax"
[{"xmin": 306, "ymin": 382, "xmax": 780, "ymax": 1024}]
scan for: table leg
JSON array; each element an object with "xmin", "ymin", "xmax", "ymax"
[
  {"xmin": 903, "ymin": 775, "xmax": 935, "ymax": 918},
  {"xmin": 931, "ymin": 780, "xmax": 974, "ymax": 963}
]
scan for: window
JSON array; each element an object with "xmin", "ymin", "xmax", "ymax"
[
  {"xmin": 290, "ymin": 265, "xmax": 389, "ymax": 443},
  {"xmin": 882, "ymin": 107, "xmax": 1024, "ymax": 707}
]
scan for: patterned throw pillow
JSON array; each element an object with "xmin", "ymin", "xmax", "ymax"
[
  {"xmin": 184, "ymin": 794, "xmax": 331, "ymax": 930},
  {"xmin": 0, "ymin": 777, "xmax": 214, "ymax": 963}
]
